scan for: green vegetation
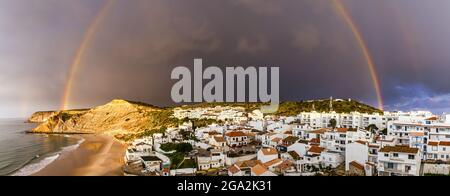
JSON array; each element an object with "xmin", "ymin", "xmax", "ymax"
[
  {"xmin": 174, "ymin": 99, "xmax": 382, "ymax": 116},
  {"xmin": 178, "ymin": 158, "xmax": 197, "ymax": 169},
  {"xmin": 160, "ymin": 143, "xmax": 193, "ymax": 153},
  {"xmin": 168, "ymin": 152, "xmax": 185, "ymax": 168},
  {"xmin": 381, "ymin": 128, "xmax": 388, "ymax": 135},
  {"xmin": 329, "ymin": 119, "xmax": 337, "ymax": 129},
  {"xmin": 366, "ymin": 124, "xmax": 379, "ymax": 133}
]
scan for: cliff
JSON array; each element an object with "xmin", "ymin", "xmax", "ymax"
[
  {"xmin": 31, "ymin": 99, "xmax": 171, "ymax": 135},
  {"xmin": 28, "ymin": 111, "xmax": 58, "ymax": 123}
]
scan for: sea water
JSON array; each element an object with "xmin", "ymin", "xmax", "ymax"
[{"xmin": 0, "ymin": 119, "xmax": 82, "ymax": 176}]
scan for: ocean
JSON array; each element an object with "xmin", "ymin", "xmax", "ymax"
[{"xmin": 0, "ymin": 119, "xmax": 82, "ymax": 176}]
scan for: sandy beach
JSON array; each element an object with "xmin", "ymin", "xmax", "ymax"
[{"xmin": 32, "ymin": 135, "xmax": 127, "ymax": 176}]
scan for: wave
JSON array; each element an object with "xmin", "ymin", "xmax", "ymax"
[
  {"xmin": 10, "ymin": 137, "xmax": 85, "ymax": 176},
  {"xmin": 10, "ymin": 154, "xmax": 60, "ymax": 176}
]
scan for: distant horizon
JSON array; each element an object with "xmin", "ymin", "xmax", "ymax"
[{"xmin": 3, "ymin": 97, "xmax": 448, "ymax": 119}]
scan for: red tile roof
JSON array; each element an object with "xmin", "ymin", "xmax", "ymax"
[
  {"xmin": 310, "ymin": 138, "xmax": 320, "ymax": 144},
  {"xmin": 428, "ymin": 141, "xmax": 439, "ymax": 146},
  {"xmin": 226, "ymin": 131, "xmax": 247, "ymax": 137},
  {"xmin": 349, "ymin": 161, "xmax": 365, "ymax": 170},
  {"xmin": 355, "ymin": 140, "xmax": 368, "ymax": 145},
  {"xmin": 379, "ymin": 145, "xmax": 419, "ymax": 154},
  {"xmin": 410, "ymin": 132, "xmax": 425, "ymax": 137},
  {"xmin": 426, "ymin": 117, "xmax": 438, "ymax": 121},
  {"xmin": 308, "ymin": 146, "xmax": 325, "ymax": 154},
  {"xmin": 261, "ymin": 148, "xmax": 278, "ymax": 156},
  {"xmin": 439, "ymin": 141, "xmax": 450, "ymax": 146},
  {"xmin": 251, "ymin": 164, "xmax": 268, "ymax": 176},
  {"xmin": 311, "ymin": 128, "xmax": 330, "ymax": 134},
  {"xmin": 228, "ymin": 165, "xmax": 241, "ymax": 174},
  {"xmin": 214, "ymin": 136, "xmax": 226, "ymax": 143},
  {"xmin": 263, "ymin": 158, "xmax": 283, "ymax": 167},
  {"xmin": 336, "ymin": 128, "xmax": 349, "ymax": 133}
]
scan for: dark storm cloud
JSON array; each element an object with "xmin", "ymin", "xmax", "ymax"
[{"xmin": 1, "ymin": 0, "xmax": 450, "ymax": 117}]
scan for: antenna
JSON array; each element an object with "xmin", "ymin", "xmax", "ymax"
[{"xmin": 329, "ymin": 96, "xmax": 333, "ymax": 111}]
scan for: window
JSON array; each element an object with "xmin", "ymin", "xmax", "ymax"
[
  {"xmin": 405, "ymin": 166, "xmax": 411, "ymax": 172},
  {"xmin": 387, "ymin": 163, "xmax": 394, "ymax": 169},
  {"xmin": 408, "ymin": 155, "xmax": 415, "ymax": 160},
  {"xmin": 393, "ymin": 153, "xmax": 399, "ymax": 157},
  {"xmin": 384, "ymin": 153, "xmax": 389, "ymax": 157},
  {"xmin": 444, "ymin": 147, "xmax": 447, "ymax": 151}
]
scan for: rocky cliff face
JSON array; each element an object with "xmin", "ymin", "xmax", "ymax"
[
  {"xmin": 31, "ymin": 99, "xmax": 168, "ymax": 134},
  {"xmin": 28, "ymin": 111, "xmax": 58, "ymax": 123}
]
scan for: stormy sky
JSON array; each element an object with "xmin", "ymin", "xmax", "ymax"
[{"xmin": 1, "ymin": 0, "xmax": 450, "ymax": 118}]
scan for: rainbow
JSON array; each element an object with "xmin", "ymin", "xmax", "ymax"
[
  {"xmin": 332, "ymin": 0, "xmax": 384, "ymax": 110},
  {"xmin": 61, "ymin": 0, "xmax": 114, "ymax": 110},
  {"xmin": 60, "ymin": 0, "xmax": 384, "ymax": 111}
]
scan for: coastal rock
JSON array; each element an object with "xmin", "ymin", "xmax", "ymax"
[
  {"xmin": 31, "ymin": 99, "xmax": 167, "ymax": 134},
  {"xmin": 28, "ymin": 111, "xmax": 58, "ymax": 123}
]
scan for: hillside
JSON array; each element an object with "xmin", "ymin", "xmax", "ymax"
[
  {"xmin": 29, "ymin": 98, "xmax": 382, "ymax": 141},
  {"xmin": 31, "ymin": 99, "xmax": 176, "ymax": 135},
  {"xmin": 175, "ymin": 99, "xmax": 383, "ymax": 116}
]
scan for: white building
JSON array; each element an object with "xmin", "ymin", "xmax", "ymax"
[
  {"xmin": 320, "ymin": 151, "xmax": 344, "ymax": 168},
  {"xmin": 387, "ymin": 119, "xmax": 450, "ymax": 160},
  {"xmin": 345, "ymin": 141, "xmax": 369, "ymax": 171},
  {"xmin": 225, "ymin": 131, "xmax": 249, "ymax": 147},
  {"xmin": 377, "ymin": 145, "xmax": 421, "ymax": 176},
  {"xmin": 196, "ymin": 149, "xmax": 226, "ymax": 171},
  {"xmin": 257, "ymin": 148, "xmax": 279, "ymax": 163}
]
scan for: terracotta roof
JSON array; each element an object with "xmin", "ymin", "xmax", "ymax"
[
  {"xmin": 336, "ymin": 128, "xmax": 349, "ymax": 133},
  {"xmin": 369, "ymin": 144, "xmax": 380, "ymax": 148},
  {"xmin": 308, "ymin": 146, "xmax": 325, "ymax": 154},
  {"xmin": 283, "ymin": 136, "xmax": 299, "ymax": 143},
  {"xmin": 251, "ymin": 164, "xmax": 268, "ymax": 176},
  {"xmin": 310, "ymin": 138, "xmax": 320, "ymax": 144},
  {"xmin": 226, "ymin": 131, "xmax": 247, "ymax": 137},
  {"xmin": 349, "ymin": 161, "xmax": 365, "ymax": 170},
  {"xmin": 428, "ymin": 141, "xmax": 439, "ymax": 146},
  {"xmin": 284, "ymin": 131, "xmax": 293, "ymax": 135},
  {"xmin": 208, "ymin": 131, "xmax": 220, "ymax": 135},
  {"xmin": 275, "ymin": 160, "xmax": 293, "ymax": 170},
  {"xmin": 260, "ymin": 148, "xmax": 278, "ymax": 156},
  {"xmin": 410, "ymin": 132, "xmax": 425, "ymax": 137},
  {"xmin": 355, "ymin": 140, "xmax": 368, "ymax": 145},
  {"xmin": 311, "ymin": 128, "xmax": 330, "ymax": 134},
  {"xmin": 228, "ymin": 165, "xmax": 241, "ymax": 174},
  {"xmin": 426, "ymin": 117, "xmax": 438, "ymax": 121},
  {"xmin": 236, "ymin": 160, "xmax": 262, "ymax": 168},
  {"xmin": 379, "ymin": 145, "xmax": 419, "ymax": 154},
  {"xmin": 214, "ymin": 136, "xmax": 226, "ymax": 143},
  {"xmin": 263, "ymin": 158, "xmax": 283, "ymax": 167},
  {"xmin": 439, "ymin": 141, "xmax": 450, "ymax": 146},
  {"xmin": 288, "ymin": 151, "xmax": 301, "ymax": 160},
  {"xmin": 271, "ymin": 137, "xmax": 282, "ymax": 143}
]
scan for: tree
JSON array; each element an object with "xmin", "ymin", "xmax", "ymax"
[
  {"xmin": 381, "ymin": 128, "xmax": 388, "ymax": 135},
  {"xmin": 366, "ymin": 124, "xmax": 379, "ymax": 133},
  {"xmin": 329, "ymin": 119, "xmax": 337, "ymax": 129}
]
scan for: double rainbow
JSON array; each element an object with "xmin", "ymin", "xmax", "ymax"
[{"xmin": 61, "ymin": 0, "xmax": 384, "ymax": 111}]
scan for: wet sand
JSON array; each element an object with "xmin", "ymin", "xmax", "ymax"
[{"xmin": 32, "ymin": 135, "xmax": 127, "ymax": 176}]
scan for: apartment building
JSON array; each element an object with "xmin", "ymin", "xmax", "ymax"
[{"xmin": 377, "ymin": 145, "xmax": 421, "ymax": 176}]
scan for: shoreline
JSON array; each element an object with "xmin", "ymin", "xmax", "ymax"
[{"xmin": 31, "ymin": 134, "xmax": 127, "ymax": 176}]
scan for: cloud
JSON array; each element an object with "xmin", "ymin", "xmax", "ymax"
[
  {"xmin": 236, "ymin": 35, "xmax": 269, "ymax": 55},
  {"xmin": 292, "ymin": 26, "xmax": 321, "ymax": 54},
  {"xmin": 234, "ymin": 0, "xmax": 281, "ymax": 15},
  {"xmin": 386, "ymin": 84, "xmax": 450, "ymax": 113}
]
